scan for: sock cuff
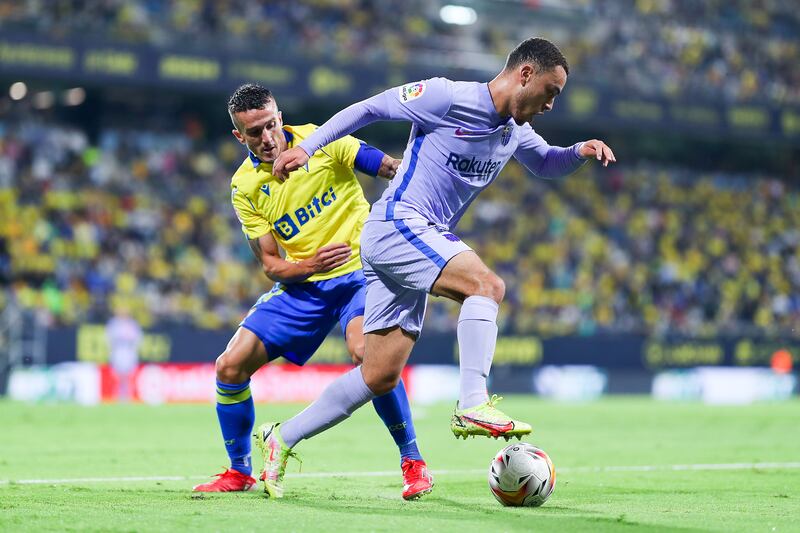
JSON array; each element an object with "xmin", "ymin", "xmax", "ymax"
[
  {"xmin": 459, "ymin": 295, "xmax": 499, "ymax": 322},
  {"xmin": 216, "ymin": 379, "xmax": 252, "ymax": 404},
  {"xmin": 216, "ymin": 379, "xmax": 250, "ymax": 392},
  {"xmin": 345, "ymin": 367, "xmax": 376, "ymax": 403}
]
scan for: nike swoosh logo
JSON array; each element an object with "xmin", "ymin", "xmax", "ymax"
[
  {"xmin": 463, "ymin": 416, "xmax": 514, "ymax": 433},
  {"xmin": 454, "ymin": 127, "xmax": 491, "ymax": 137}
]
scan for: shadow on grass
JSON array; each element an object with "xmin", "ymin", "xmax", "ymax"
[{"xmin": 272, "ymin": 492, "xmax": 709, "ymax": 532}]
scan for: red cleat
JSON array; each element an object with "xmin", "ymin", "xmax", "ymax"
[
  {"xmin": 401, "ymin": 458, "xmax": 434, "ymax": 500},
  {"xmin": 192, "ymin": 468, "xmax": 257, "ymax": 492}
]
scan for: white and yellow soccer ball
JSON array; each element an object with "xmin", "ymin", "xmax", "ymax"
[{"xmin": 488, "ymin": 443, "xmax": 556, "ymax": 507}]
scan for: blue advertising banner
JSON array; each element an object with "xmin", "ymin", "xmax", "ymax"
[{"xmin": 41, "ymin": 325, "xmax": 800, "ymax": 371}]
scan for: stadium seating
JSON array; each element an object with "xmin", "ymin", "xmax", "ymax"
[
  {"xmin": 1, "ymin": 118, "xmax": 797, "ymax": 337},
  {"xmin": 1, "ymin": 0, "xmax": 797, "ymax": 104}
]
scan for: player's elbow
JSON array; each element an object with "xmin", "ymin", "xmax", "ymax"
[
  {"xmin": 261, "ymin": 266, "xmax": 280, "ymax": 283},
  {"xmin": 261, "ymin": 263, "xmax": 289, "ymax": 284}
]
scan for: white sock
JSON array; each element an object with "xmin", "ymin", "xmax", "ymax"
[
  {"xmin": 457, "ymin": 295, "xmax": 499, "ymax": 410},
  {"xmin": 280, "ymin": 367, "xmax": 375, "ymax": 448}
]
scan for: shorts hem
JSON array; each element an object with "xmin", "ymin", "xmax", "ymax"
[
  {"xmin": 339, "ymin": 308, "xmax": 365, "ymax": 336},
  {"xmin": 240, "ymin": 323, "xmax": 283, "ymax": 362},
  {"xmin": 363, "ymin": 318, "xmax": 421, "ymax": 339}
]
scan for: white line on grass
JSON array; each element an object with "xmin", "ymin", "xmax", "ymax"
[{"xmin": 1, "ymin": 462, "xmax": 799, "ymax": 486}]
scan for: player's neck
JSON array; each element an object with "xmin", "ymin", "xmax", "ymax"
[{"xmin": 487, "ymin": 74, "xmax": 513, "ymax": 119}]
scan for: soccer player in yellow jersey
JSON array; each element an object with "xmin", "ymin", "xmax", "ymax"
[{"xmin": 192, "ymin": 84, "xmax": 433, "ymax": 500}]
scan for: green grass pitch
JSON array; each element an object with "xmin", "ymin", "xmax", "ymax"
[{"xmin": 1, "ymin": 396, "xmax": 798, "ymax": 532}]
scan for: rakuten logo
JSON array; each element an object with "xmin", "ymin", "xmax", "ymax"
[{"xmin": 445, "ymin": 153, "xmax": 501, "ymax": 180}]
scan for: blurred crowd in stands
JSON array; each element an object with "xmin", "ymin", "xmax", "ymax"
[
  {"xmin": 2, "ymin": 117, "xmax": 798, "ymax": 339},
  {"xmin": 0, "ymin": 0, "xmax": 798, "ymax": 105}
]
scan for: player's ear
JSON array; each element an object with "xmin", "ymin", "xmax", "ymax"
[
  {"xmin": 232, "ymin": 128, "xmax": 245, "ymax": 145},
  {"xmin": 519, "ymin": 64, "xmax": 534, "ymax": 87}
]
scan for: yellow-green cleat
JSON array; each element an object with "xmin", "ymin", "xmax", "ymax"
[
  {"xmin": 450, "ymin": 395, "xmax": 532, "ymax": 441},
  {"xmin": 253, "ymin": 422, "xmax": 299, "ymax": 498}
]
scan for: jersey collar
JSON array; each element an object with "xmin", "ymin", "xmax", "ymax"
[{"xmin": 249, "ymin": 129, "xmax": 295, "ymax": 168}]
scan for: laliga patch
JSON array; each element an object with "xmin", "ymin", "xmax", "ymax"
[{"xmin": 398, "ymin": 82, "xmax": 426, "ymax": 103}]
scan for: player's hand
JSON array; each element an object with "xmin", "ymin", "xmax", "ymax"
[
  {"xmin": 306, "ymin": 243, "xmax": 352, "ymax": 273},
  {"xmin": 578, "ymin": 140, "xmax": 616, "ymax": 167},
  {"xmin": 377, "ymin": 156, "xmax": 401, "ymax": 180},
  {"xmin": 273, "ymin": 147, "xmax": 311, "ymax": 182}
]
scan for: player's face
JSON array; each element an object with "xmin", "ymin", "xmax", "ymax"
[
  {"xmin": 512, "ymin": 65, "xmax": 566, "ymax": 125},
  {"xmin": 232, "ymin": 101, "xmax": 285, "ymax": 162}
]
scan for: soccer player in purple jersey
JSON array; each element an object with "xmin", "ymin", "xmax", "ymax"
[
  {"xmin": 257, "ymin": 38, "xmax": 616, "ymax": 496},
  {"xmin": 192, "ymin": 85, "xmax": 433, "ymax": 500}
]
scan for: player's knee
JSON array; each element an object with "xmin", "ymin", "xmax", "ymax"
[
  {"xmin": 349, "ymin": 341, "xmax": 365, "ymax": 365},
  {"xmin": 215, "ymin": 351, "xmax": 248, "ymax": 384},
  {"xmin": 469, "ymin": 271, "xmax": 505, "ymax": 303},
  {"xmin": 487, "ymin": 273, "xmax": 506, "ymax": 303},
  {"xmin": 363, "ymin": 368, "xmax": 400, "ymax": 396}
]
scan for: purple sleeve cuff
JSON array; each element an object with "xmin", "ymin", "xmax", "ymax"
[{"xmin": 537, "ymin": 143, "xmax": 586, "ymax": 178}]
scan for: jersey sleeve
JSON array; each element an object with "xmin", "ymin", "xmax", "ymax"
[
  {"xmin": 322, "ymin": 133, "xmax": 362, "ymax": 169},
  {"xmin": 513, "ymin": 123, "xmax": 586, "ymax": 179},
  {"xmin": 231, "ymin": 187, "xmax": 271, "ymax": 239},
  {"xmin": 298, "ymin": 77, "xmax": 454, "ymax": 156},
  {"xmin": 378, "ymin": 77, "xmax": 454, "ymax": 128}
]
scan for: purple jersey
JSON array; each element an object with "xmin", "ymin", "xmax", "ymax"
[{"xmin": 299, "ymin": 77, "xmax": 586, "ymax": 229}]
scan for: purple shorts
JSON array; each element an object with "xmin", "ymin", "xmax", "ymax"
[{"xmin": 360, "ymin": 218, "xmax": 471, "ymax": 336}]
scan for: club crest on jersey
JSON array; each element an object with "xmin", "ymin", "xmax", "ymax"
[
  {"xmin": 501, "ymin": 125, "xmax": 512, "ymax": 146},
  {"xmin": 399, "ymin": 82, "xmax": 426, "ymax": 103},
  {"xmin": 260, "ymin": 184, "xmax": 270, "ymax": 197}
]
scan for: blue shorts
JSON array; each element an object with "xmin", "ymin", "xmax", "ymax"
[{"xmin": 240, "ymin": 270, "xmax": 365, "ymax": 366}]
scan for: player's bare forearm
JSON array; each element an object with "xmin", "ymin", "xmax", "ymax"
[
  {"xmin": 377, "ymin": 155, "xmax": 400, "ymax": 180},
  {"xmin": 247, "ymin": 236, "xmax": 352, "ymax": 284},
  {"xmin": 247, "ymin": 237, "xmax": 313, "ymax": 284}
]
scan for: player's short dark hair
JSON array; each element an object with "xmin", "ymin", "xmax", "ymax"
[
  {"xmin": 504, "ymin": 38, "xmax": 569, "ymax": 75},
  {"xmin": 227, "ymin": 84, "xmax": 274, "ymax": 117}
]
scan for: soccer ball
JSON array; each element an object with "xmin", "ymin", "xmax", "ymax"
[{"xmin": 488, "ymin": 443, "xmax": 556, "ymax": 507}]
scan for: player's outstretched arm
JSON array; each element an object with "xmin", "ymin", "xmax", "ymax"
[
  {"xmin": 515, "ymin": 126, "xmax": 617, "ymax": 179},
  {"xmin": 273, "ymin": 78, "xmax": 452, "ymax": 181},
  {"xmin": 248, "ymin": 232, "xmax": 352, "ymax": 284},
  {"xmin": 577, "ymin": 139, "xmax": 616, "ymax": 167}
]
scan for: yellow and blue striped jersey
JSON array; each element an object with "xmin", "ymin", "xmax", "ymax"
[{"xmin": 230, "ymin": 124, "xmax": 370, "ymax": 282}]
